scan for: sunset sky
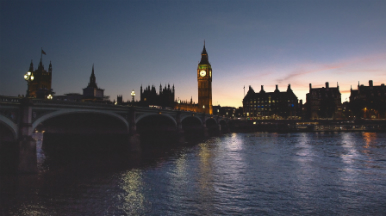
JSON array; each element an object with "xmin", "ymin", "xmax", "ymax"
[{"xmin": 1, "ymin": 0, "xmax": 385, "ymax": 107}]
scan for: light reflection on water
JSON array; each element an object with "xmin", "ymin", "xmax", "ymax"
[
  {"xmin": 1, "ymin": 132, "xmax": 386, "ymax": 215},
  {"xmin": 119, "ymin": 170, "xmax": 146, "ymax": 215}
]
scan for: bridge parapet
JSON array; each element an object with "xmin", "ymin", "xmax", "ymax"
[
  {"xmin": 0, "ymin": 95, "xmax": 21, "ymax": 104},
  {"xmin": 1, "ymin": 98, "xmax": 230, "ymax": 138}
]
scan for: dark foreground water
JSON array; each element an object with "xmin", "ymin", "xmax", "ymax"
[{"xmin": 1, "ymin": 132, "xmax": 386, "ymax": 215}]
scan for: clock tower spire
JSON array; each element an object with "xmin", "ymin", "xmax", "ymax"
[{"xmin": 197, "ymin": 42, "xmax": 213, "ymax": 114}]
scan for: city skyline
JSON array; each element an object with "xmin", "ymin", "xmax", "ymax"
[{"xmin": 1, "ymin": 0, "xmax": 386, "ymax": 107}]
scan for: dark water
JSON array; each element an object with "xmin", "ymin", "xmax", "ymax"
[{"xmin": 1, "ymin": 132, "xmax": 386, "ymax": 215}]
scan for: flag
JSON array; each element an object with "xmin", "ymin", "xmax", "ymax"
[{"xmin": 42, "ymin": 49, "xmax": 46, "ymax": 55}]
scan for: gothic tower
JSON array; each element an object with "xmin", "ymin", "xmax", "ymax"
[
  {"xmin": 197, "ymin": 42, "xmax": 213, "ymax": 114},
  {"xmin": 26, "ymin": 58, "xmax": 53, "ymax": 98}
]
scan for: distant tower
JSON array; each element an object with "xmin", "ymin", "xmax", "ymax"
[
  {"xmin": 82, "ymin": 65, "xmax": 105, "ymax": 101},
  {"xmin": 197, "ymin": 42, "xmax": 213, "ymax": 114}
]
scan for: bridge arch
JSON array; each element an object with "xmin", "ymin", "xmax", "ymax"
[
  {"xmin": 205, "ymin": 118, "xmax": 218, "ymax": 126},
  {"xmin": 180, "ymin": 115, "xmax": 203, "ymax": 124},
  {"xmin": 135, "ymin": 113, "xmax": 177, "ymax": 126},
  {"xmin": 32, "ymin": 109, "xmax": 129, "ymax": 131},
  {"xmin": 0, "ymin": 114, "xmax": 18, "ymax": 139}
]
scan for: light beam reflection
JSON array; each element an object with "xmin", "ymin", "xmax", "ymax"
[
  {"xmin": 339, "ymin": 133, "xmax": 360, "ymax": 187},
  {"xmin": 119, "ymin": 169, "xmax": 146, "ymax": 215}
]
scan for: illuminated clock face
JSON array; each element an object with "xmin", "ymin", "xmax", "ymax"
[{"xmin": 200, "ymin": 70, "xmax": 206, "ymax": 77}]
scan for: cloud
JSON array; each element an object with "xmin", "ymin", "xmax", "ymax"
[
  {"xmin": 276, "ymin": 52, "xmax": 386, "ymax": 84},
  {"xmin": 276, "ymin": 62, "xmax": 348, "ymax": 83}
]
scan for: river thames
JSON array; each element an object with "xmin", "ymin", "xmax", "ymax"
[{"xmin": 1, "ymin": 132, "xmax": 386, "ymax": 215}]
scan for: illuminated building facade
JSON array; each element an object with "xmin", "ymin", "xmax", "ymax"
[
  {"xmin": 349, "ymin": 80, "xmax": 386, "ymax": 119},
  {"xmin": 213, "ymin": 106, "xmax": 243, "ymax": 118},
  {"xmin": 243, "ymin": 84, "xmax": 299, "ymax": 119},
  {"xmin": 26, "ymin": 59, "xmax": 53, "ymax": 98},
  {"xmin": 197, "ymin": 43, "xmax": 213, "ymax": 114},
  {"xmin": 175, "ymin": 98, "xmax": 198, "ymax": 112},
  {"xmin": 305, "ymin": 82, "xmax": 342, "ymax": 120}
]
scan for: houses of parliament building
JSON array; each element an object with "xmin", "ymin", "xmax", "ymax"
[{"xmin": 140, "ymin": 43, "xmax": 214, "ymax": 114}]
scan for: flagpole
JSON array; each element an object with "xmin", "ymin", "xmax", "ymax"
[{"xmin": 41, "ymin": 47, "xmax": 43, "ymax": 62}]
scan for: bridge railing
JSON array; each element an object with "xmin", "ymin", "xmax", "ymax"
[{"xmin": 0, "ymin": 95, "xmax": 21, "ymax": 103}]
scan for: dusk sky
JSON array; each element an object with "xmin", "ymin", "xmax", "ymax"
[{"xmin": 1, "ymin": 0, "xmax": 385, "ymax": 107}]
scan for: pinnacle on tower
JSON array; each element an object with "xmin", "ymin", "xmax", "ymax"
[
  {"xmin": 199, "ymin": 42, "xmax": 210, "ymax": 65},
  {"xmin": 29, "ymin": 60, "xmax": 34, "ymax": 72},
  {"xmin": 201, "ymin": 40, "xmax": 207, "ymax": 55},
  {"xmin": 38, "ymin": 58, "xmax": 44, "ymax": 71},
  {"xmin": 48, "ymin": 61, "xmax": 52, "ymax": 73},
  {"xmin": 88, "ymin": 64, "xmax": 98, "ymax": 88}
]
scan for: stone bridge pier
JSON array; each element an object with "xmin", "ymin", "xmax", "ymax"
[{"xmin": 18, "ymin": 99, "xmax": 38, "ymax": 173}]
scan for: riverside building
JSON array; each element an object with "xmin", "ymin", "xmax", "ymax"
[{"xmin": 243, "ymin": 84, "xmax": 299, "ymax": 120}]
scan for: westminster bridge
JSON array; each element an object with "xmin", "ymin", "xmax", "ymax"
[{"xmin": 0, "ymin": 96, "xmax": 229, "ymax": 173}]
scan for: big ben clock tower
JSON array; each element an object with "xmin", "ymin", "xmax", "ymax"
[{"xmin": 197, "ymin": 42, "xmax": 213, "ymax": 114}]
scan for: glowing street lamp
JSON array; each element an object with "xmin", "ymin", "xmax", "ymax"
[
  {"xmin": 47, "ymin": 94, "xmax": 53, "ymax": 100},
  {"xmin": 131, "ymin": 90, "xmax": 135, "ymax": 102},
  {"xmin": 23, "ymin": 71, "xmax": 34, "ymax": 97}
]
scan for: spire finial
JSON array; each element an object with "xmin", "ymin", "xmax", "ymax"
[
  {"xmin": 29, "ymin": 60, "xmax": 34, "ymax": 72},
  {"xmin": 201, "ymin": 41, "xmax": 207, "ymax": 55}
]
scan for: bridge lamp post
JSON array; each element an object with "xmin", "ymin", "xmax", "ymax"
[
  {"xmin": 23, "ymin": 71, "xmax": 34, "ymax": 97},
  {"xmin": 131, "ymin": 90, "xmax": 135, "ymax": 103},
  {"xmin": 47, "ymin": 94, "xmax": 53, "ymax": 100}
]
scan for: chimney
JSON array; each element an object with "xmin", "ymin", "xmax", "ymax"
[
  {"xmin": 276, "ymin": 85, "xmax": 278, "ymax": 90},
  {"xmin": 287, "ymin": 84, "xmax": 291, "ymax": 91},
  {"xmin": 369, "ymin": 80, "xmax": 373, "ymax": 87},
  {"xmin": 260, "ymin": 85, "xmax": 265, "ymax": 93},
  {"xmin": 326, "ymin": 82, "xmax": 329, "ymax": 88},
  {"xmin": 309, "ymin": 83, "xmax": 312, "ymax": 90}
]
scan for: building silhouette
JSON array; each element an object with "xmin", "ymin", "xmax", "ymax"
[
  {"xmin": 349, "ymin": 80, "xmax": 386, "ymax": 119},
  {"xmin": 140, "ymin": 84, "xmax": 175, "ymax": 108},
  {"xmin": 26, "ymin": 59, "xmax": 53, "ymax": 98},
  {"xmin": 243, "ymin": 84, "xmax": 299, "ymax": 119},
  {"xmin": 305, "ymin": 82, "xmax": 342, "ymax": 120},
  {"xmin": 82, "ymin": 65, "xmax": 105, "ymax": 101},
  {"xmin": 197, "ymin": 43, "xmax": 213, "ymax": 114}
]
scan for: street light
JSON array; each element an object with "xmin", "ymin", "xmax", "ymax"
[
  {"xmin": 47, "ymin": 94, "xmax": 53, "ymax": 100},
  {"xmin": 23, "ymin": 71, "xmax": 34, "ymax": 97},
  {"xmin": 131, "ymin": 90, "xmax": 135, "ymax": 102}
]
